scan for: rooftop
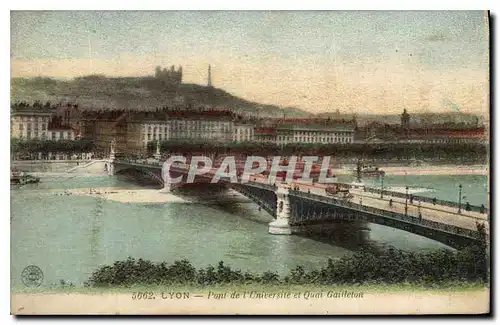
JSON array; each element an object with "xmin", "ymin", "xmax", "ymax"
[
  {"xmin": 404, "ymin": 127, "xmax": 486, "ymax": 138},
  {"xmin": 255, "ymin": 127, "xmax": 276, "ymax": 135}
]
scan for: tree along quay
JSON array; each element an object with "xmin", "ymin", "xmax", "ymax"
[
  {"xmin": 145, "ymin": 139, "xmax": 488, "ymax": 162},
  {"xmin": 85, "ymin": 239, "xmax": 488, "ymax": 289}
]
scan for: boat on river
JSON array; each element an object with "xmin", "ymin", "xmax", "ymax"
[
  {"xmin": 353, "ymin": 160, "xmax": 385, "ymax": 179},
  {"xmin": 11, "ymin": 169, "xmax": 40, "ymax": 185}
]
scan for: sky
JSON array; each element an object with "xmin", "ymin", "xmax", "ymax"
[{"xmin": 10, "ymin": 11, "xmax": 489, "ymax": 115}]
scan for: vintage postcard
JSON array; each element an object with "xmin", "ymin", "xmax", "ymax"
[{"xmin": 10, "ymin": 10, "xmax": 490, "ymax": 315}]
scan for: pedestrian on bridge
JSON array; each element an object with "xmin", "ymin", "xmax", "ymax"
[
  {"xmin": 480, "ymin": 204, "xmax": 485, "ymax": 214},
  {"xmin": 465, "ymin": 202, "xmax": 471, "ymax": 212},
  {"xmin": 432, "ymin": 197, "xmax": 437, "ymax": 205},
  {"xmin": 389, "ymin": 199, "xmax": 393, "ymax": 207}
]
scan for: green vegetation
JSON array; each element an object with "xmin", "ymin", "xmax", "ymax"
[
  {"xmin": 146, "ymin": 140, "xmax": 487, "ymax": 162},
  {"xmin": 85, "ymin": 242, "xmax": 488, "ymax": 288},
  {"xmin": 11, "ymin": 138, "xmax": 95, "ymax": 156}
]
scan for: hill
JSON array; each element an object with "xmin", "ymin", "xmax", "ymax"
[{"xmin": 10, "ymin": 76, "xmax": 312, "ymax": 118}]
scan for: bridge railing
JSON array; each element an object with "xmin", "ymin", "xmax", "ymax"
[
  {"xmin": 115, "ymin": 160, "xmax": 278, "ymax": 188},
  {"xmin": 244, "ymin": 181, "xmax": 277, "ymax": 191},
  {"xmin": 291, "ymin": 190, "xmax": 482, "ymax": 240},
  {"xmin": 116, "ymin": 158, "xmax": 163, "ymax": 167},
  {"xmin": 363, "ymin": 186, "xmax": 488, "ymax": 214}
]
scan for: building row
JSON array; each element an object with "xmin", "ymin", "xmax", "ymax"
[
  {"xmin": 10, "ymin": 103, "xmax": 487, "ymax": 155},
  {"xmin": 361, "ymin": 109, "xmax": 488, "ymax": 145},
  {"xmin": 75, "ymin": 108, "xmax": 357, "ymax": 154},
  {"xmin": 10, "ymin": 103, "xmax": 78, "ymax": 141}
]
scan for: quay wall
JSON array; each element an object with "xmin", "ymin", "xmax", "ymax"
[{"xmin": 11, "ymin": 160, "xmax": 108, "ymax": 174}]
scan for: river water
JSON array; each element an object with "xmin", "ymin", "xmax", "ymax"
[{"xmin": 10, "ymin": 173, "xmax": 488, "ymax": 289}]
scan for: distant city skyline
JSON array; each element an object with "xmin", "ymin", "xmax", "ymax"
[{"xmin": 11, "ymin": 11, "xmax": 489, "ymax": 115}]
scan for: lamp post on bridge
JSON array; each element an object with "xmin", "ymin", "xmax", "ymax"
[
  {"xmin": 458, "ymin": 184, "xmax": 463, "ymax": 214},
  {"xmin": 405, "ymin": 186, "xmax": 409, "ymax": 216},
  {"xmin": 380, "ymin": 174, "xmax": 384, "ymax": 199}
]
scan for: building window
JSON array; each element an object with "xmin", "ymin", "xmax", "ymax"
[
  {"xmin": 19, "ymin": 123, "xmax": 23, "ymax": 131},
  {"xmin": 51, "ymin": 132, "xmax": 56, "ymax": 140}
]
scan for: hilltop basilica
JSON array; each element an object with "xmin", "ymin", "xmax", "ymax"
[{"xmin": 155, "ymin": 65, "xmax": 182, "ymax": 84}]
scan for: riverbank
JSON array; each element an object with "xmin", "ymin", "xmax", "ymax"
[
  {"xmin": 51, "ymin": 187, "xmax": 191, "ymax": 204},
  {"xmin": 11, "ymin": 287, "xmax": 489, "ymax": 315},
  {"xmin": 12, "ymin": 159, "xmax": 109, "ymax": 174},
  {"xmin": 12, "ymin": 159, "xmax": 488, "ymax": 176},
  {"xmin": 333, "ymin": 164, "xmax": 488, "ymax": 176}
]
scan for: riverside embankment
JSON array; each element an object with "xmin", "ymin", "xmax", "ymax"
[
  {"xmin": 332, "ymin": 164, "xmax": 488, "ymax": 176},
  {"xmin": 12, "ymin": 159, "xmax": 488, "ymax": 176},
  {"xmin": 11, "ymin": 159, "xmax": 109, "ymax": 174}
]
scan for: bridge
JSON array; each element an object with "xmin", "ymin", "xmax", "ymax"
[{"xmin": 106, "ymin": 152, "xmax": 488, "ymax": 250}]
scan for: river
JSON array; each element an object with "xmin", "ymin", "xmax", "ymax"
[{"xmin": 10, "ymin": 173, "xmax": 488, "ymax": 289}]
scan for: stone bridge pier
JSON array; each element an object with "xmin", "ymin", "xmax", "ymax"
[
  {"xmin": 159, "ymin": 168, "xmax": 188, "ymax": 193},
  {"xmin": 107, "ymin": 139, "xmax": 116, "ymax": 176},
  {"xmin": 159, "ymin": 172, "xmax": 173, "ymax": 193},
  {"xmin": 269, "ymin": 185, "xmax": 292, "ymax": 235},
  {"xmin": 107, "ymin": 159, "xmax": 115, "ymax": 176}
]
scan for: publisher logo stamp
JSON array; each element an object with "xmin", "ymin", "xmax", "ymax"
[{"xmin": 21, "ymin": 265, "xmax": 43, "ymax": 288}]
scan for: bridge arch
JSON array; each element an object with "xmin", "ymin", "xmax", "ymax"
[
  {"xmin": 230, "ymin": 183, "xmax": 277, "ymax": 218},
  {"xmin": 115, "ymin": 167, "xmax": 164, "ymax": 186}
]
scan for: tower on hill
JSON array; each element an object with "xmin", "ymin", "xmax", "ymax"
[
  {"xmin": 207, "ymin": 64, "xmax": 213, "ymax": 87},
  {"xmin": 401, "ymin": 108, "xmax": 410, "ymax": 128}
]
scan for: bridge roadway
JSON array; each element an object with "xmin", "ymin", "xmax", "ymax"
[
  {"xmin": 285, "ymin": 180, "xmax": 488, "ymax": 233},
  {"xmin": 113, "ymin": 159, "xmax": 488, "ymax": 243}
]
